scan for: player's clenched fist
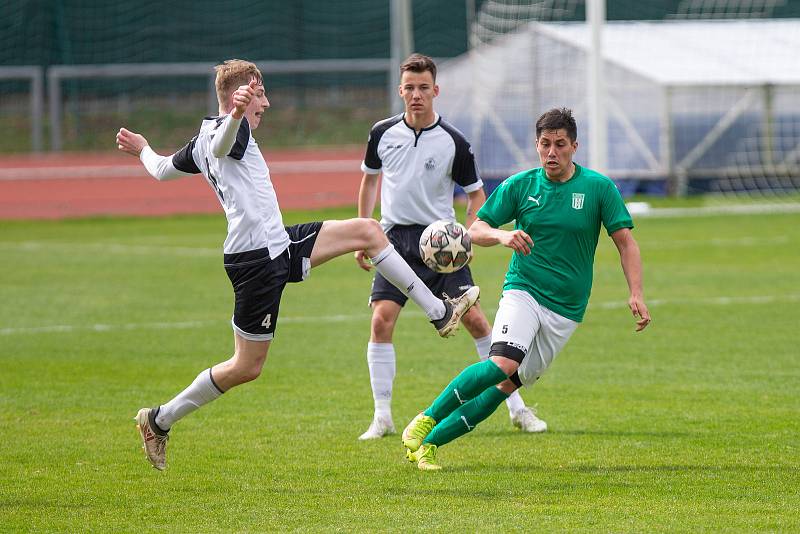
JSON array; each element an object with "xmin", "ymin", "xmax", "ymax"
[
  {"xmin": 116, "ymin": 127, "xmax": 148, "ymax": 157},
  {"xmin": 231, "ymin": 79, "xmax": 258, "ymax": 119}
]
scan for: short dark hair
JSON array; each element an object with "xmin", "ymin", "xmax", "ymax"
[
  {"xmin": 400, "ymin": 53, "xmax": 437, "ymax": 82},
  {"xmin": 536, "ymin": 108, "xmax": 577, "ymax": 142}
]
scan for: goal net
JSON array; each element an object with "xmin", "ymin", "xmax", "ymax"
[{"xmin": 439, "ymin": 0, "xmax": 800, "ymax": 199}]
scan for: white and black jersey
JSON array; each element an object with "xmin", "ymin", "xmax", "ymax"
[
  {"xmin": 361, "ymin": 113, "xmax": 483, "ymax": 231},
  {"xmin": 171, "ymin": 116, "xmax": 290, "ymax": 257}
]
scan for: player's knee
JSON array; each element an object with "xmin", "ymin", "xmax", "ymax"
[
  {"xmin": 489, "ymin": 355, "xmax": 519, "ymax": 377},
  {"xmin": 370, "ymin": 313, "xmax": 396, "ymax": 341},
  {"xmin": 359, "ymin": 218, "xmax": 386, "ymax": 248},
  {"xmin": 489, "ymin": 341, "xmax": 526, "ymax": 376},
  {"xmin": 238, "ymin": 366, "xmax": 263, "ymax": 384},
  {"xmin": 227, "ymin": 365, "xmax": 261, "ymax": 385},
  {"xmin": 489, "ymin": 342, "xmax": 523, "ymax": 376},
  {"xmin": 230, "ymin": 355, "xmax": 266, "ymax": 385},
  {"xmin": 498, "ymin": 378, "xmax": 519, "ymax": 394}
]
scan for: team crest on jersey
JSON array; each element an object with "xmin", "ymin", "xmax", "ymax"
[
  {"xmin": 424, "ymin": 157, "xmax": 436, "ymax": 171},
  {"xmin": 572, "ymin": 193, "xmax": 585, "ymax": 210}
]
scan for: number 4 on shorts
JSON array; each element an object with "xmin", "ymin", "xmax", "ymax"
[{"xmin": 261, "ymin": 314, "xmax": 272, "ymax": 329}]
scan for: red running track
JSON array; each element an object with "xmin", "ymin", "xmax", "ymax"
[{"xmin": 0, "ymin": 146, "xmax": 366, "ymax": 220}]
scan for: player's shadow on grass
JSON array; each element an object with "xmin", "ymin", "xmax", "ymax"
[
  {"xmin": 406, "ymin": 463, "xmax": 786, "ymax": 478},
  {"xmin": 477, "ymin": 428, "xmax": 691, "ymax": 439},
  {"xmin": 557, "ymin": 428, "xmax": 691, "ymax": 438}
]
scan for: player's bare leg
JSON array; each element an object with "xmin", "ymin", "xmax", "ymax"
[
  {"xmin": 211, "ymin": 335, "xmax": 271, "ymax": 391},
  {"xmin": 135, "ymin": 334, "xmax": 270, "ymax": 470},
  {"xmin": 310, "ymin": 218, "xmax": 478, "ymax": 336}
]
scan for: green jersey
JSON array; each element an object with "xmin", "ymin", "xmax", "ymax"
[{"xmin": 477, "ymin": 164, "xmax": 632, "ymax": 322}]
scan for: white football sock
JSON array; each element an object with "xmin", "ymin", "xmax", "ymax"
[
  {"xmin": 371, "ymin": 244, "xmax": 446, "ymax": 320},
  {"xmin": 473, "ymin": 334, "xmax": 493, "ymax": 361},
  {"xmin": 505, "ymin": 386, "xmax": 526, "ymax": 413},
  {"xmin": 374, "ymin": 399, "xmax": 392, "ymax": 420},
  {"xmin": 474, "ymin": 334, "xmax": 526, "ymax": 413},
  {"xmin": 367, "ymin": 342, "xmax": 396, "ymax": 418},
  {"xmin": 155, "ymin": 368, "xmax": 223, "ymax": 431}
]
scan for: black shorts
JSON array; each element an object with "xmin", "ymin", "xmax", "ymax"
[
  {"xmin": 224, "ymin": 222, "xmax": 322, "ymax": 341},
  {"xmin": 370, "ymin": 224, "xmax": 475, "ymax": 306}
]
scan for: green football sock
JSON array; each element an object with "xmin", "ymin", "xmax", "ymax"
[
  {"xmin": 425, "ymin": 386, "xmax": 509, "ymax": 447},
  {"xmin": 423, "ymin": 359, "xmax": 508, "ymax": 423}
]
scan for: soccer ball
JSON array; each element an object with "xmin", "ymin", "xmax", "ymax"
[{"xmin": 419, "ymin": 219, "xmax": 472, "ymax": 273}]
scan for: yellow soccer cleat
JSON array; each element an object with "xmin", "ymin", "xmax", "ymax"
[
  {"xmin": 407, "ymin": 444, "xmax": 442, "ymax": 471},
  {"xmin": 402, "ymin": 412, "xmax": 436, "ymax": 452}
]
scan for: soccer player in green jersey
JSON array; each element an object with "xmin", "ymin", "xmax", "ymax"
[{"xmin": 401, "ymin": 107, "xmax": 652, "ymax": 470}]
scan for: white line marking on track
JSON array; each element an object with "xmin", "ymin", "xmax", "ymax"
[
  {"xmin": 0, "ymin": 160, "xmax": 361, "ymax": 181},
  {"xmin": 2, "ymin": 294, "xmax": 799, "ymax": 336}
]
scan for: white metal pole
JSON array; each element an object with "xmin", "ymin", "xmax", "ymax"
[
  {"xmin": 466, "ymin": 0, "xmax": 477, "ymax": 50},
  {"xmin": 31, "ymin": 68, "xmax": 44, "ymax": 152},
  {"xmin": 48, "ymin": 69, "xmax": 62, "ymax": 152},
  {"xmin": 390, "ymin": 0, "xmax": 414, "ymax": 115},
  {"xmin": 587, "ymin": 0, "xmax": 607, "ymax": 174}
]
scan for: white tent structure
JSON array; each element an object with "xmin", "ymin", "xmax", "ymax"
[{"xmin": 437, "ymin": 19, "xmax": 800, "ymax": 195}]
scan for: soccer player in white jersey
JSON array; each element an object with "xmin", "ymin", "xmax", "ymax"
[
  {"xmin": 115, "ymin": 59, "xmax": 479, "ymax": 471},
  {"xmin": 354, "ymin": 54, "xmax": 544, "ymax": 440},
  {"xmin": 401, "ymin": 108, "xmax": 652, "ymax": 470}
]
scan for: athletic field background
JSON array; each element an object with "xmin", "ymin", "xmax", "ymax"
[{"xmin": 1, "ymin": 205, "xmax": 798, "ymax": 531}]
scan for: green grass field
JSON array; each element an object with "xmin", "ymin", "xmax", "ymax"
[{"xmin": 1, "ymin": 206, "xmax": 799, "ymax": 532}]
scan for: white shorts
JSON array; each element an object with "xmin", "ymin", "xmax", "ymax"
[{"xmin": 491, "ymin": 289, "xmax": 578, "ymax": 386}]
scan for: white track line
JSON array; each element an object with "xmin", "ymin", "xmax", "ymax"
[
  {"xmin": 2, "ymin": 293, "xmax": 798, "ymax": 337},
  {"xmin": 0, "ymin": 160, "xmax": 360, "ymax": 181}
]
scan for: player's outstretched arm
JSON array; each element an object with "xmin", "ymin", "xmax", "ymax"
[
  {"xmin": 469, "ymin": 219, "xmax": 532, "ymax": 255},
  {"xmin": 116, "ymin": 127, "xmax": 189, "ymax": 182},
  {"xmin": 611, "ymin": 228, "xmax": 651, "ymax": 332}
]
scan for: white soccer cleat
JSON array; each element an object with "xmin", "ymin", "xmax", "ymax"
[
  {"xmin": 510, "ymin": 407, "xmax": 548, "ymax": 433},
  {"xmin": 135, "ymin": 407, "xmax": 169, "ymax": 470},
  {"xmin": 358, "ymin": 415, "xmax": 396, "ymax": 440},
  {"xmin": 432, "ymin": 286, "xmax": 480, "ymax": 338}
]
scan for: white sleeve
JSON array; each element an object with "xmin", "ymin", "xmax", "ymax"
[
  {"xmin": 210, "ymin": 114, "xmax": 243, "ymax": 158},
  {"xmin": 139, "ymin": 146, "xmax": 192, "ymax": 181}
]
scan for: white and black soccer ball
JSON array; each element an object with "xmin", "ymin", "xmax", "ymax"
[{"xmin": 419, "ymin": 219, "xmax": 473, "ymax": 273}]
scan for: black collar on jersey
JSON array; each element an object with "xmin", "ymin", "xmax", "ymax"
[{"xmin": 402, "ymin": 114, "xmax": 441, "ymax": 147}]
